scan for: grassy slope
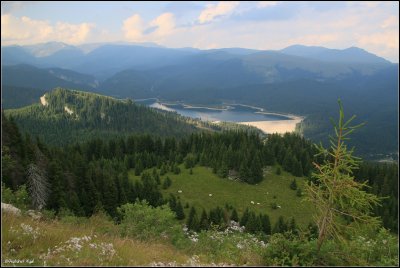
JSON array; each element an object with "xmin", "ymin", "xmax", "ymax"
[
  {"xmin": 2, "ymin": 212, "xmax": 190, "ymax": 266},
  {"xmin": 129, "ymin": 164, "xmax": 314, "ymax": 228}
]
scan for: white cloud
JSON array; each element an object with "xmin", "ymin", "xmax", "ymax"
[
  {"xmin": 346, "ymin": 1, "xmax": 381, "ymax": 8},
  {"xmin": 198, "ymin": 1, "xmax": 239, "ymax": 23},
  {"xmin": 122, "ymin": 12, "xmax": 177, "ymax": 42},
  {"xmin": 287, "ymin": 33, "xmax": 340, "ymax": 46},
  {"xmin": 381, "ymin": 15, "xmax": 398, "ymax": 29},
  {"xmin": 55, "ymin": 22, "xmax": 94, "ymax": 44},
  {"xmin": 357, "ymin": 30, "xmax": 399, "ymax": 50},
  {"xmin": 1, "ymin": 14, "xmax": 94, "ymax": 45},
  {"xmin": 150, "ymin": 12, "xmax": 175, "ymax": 37},
  {"xmin": 257, "ymin": 1, "xmax": 279, "ymax": 8},
  {"xmin": 122, "ymin": 14, "xmax": 144, "ymax": 41}
]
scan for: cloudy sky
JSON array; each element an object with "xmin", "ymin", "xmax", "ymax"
[{"xmin": 1, "ymin": 1, "xmax": 399, "ymax": 62}]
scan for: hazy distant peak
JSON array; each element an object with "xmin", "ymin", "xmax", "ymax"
[
  {"xmin": 280, "ymin": 44, "xmax": 391, "ymax": 64},
  {"xmin": 23, "ymin": 41, "xmax": 75, "ymax": 57}
]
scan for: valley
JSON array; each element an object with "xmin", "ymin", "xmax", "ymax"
[
  {"xmin": 2, "ymin": 42, "xmax": 397, "ymax": 159},
  {"xmin": 1, "ymin": 2, "xmax": 398, "ymax": 265}
]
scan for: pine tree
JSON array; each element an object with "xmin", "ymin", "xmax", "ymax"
[
  {"xmin": 289, "ymin": 217, "xmax": 298, "ymax": 235},
  {"xmin": 168, "ymin": 194, "xmax": 177, "ymax": 212},
  {"xmin": 199, "ymin": 209, "xmax": 209, "ymax": 230},
  {"xmin": 292, "ymin": 159, "xmax": 303, "ymax": 177},
  {"xmin": 305, "ymin": 100, "xmax": 381, "ymax": 253},
  {"xmin": 273, "ymin": 216, "xmax": 287, "ymax": 234},
  {"xmin": 260, "ymin": 214, "xmax": 271, "ymax": 235},
  {"xmin": 187, "ymin": 206, "xmax": 199, "ymax": 231},
  {"xmin": 175, "ymin": 200, "xmax": 185, "ymax": 220},
  {"xmin": 26, "ymin": 161, "xmax": 50, "ymax": 210},
  {"xmin": 152, "ymin": 168, "xmax": 160, "ymax": 185},
  {"xmin": 231, "ymin": 208, "xmax": 239, "ymax": 222},
  {"xmin": 162, "ymin": 176, "xmax": 172, "ymax": 189},
  {"xmin": 240, "ymin": 208, "xmax": 250, "ymax": 227},
  {"xmin": 135, "ymin": 159, "xmax": 143, "ymax": 176},
  {"xmin": 246, "ymin": 212, "xmax": 261, "ymax": 233}
]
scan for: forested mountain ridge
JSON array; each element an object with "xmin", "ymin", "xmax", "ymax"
[
  {"xmin": 3, "ymin": 88, "xmax": 218, "ymax": 145},
  {"xmin": 2, "ymin": 43, "xmax": 398, "ymax": 159}
]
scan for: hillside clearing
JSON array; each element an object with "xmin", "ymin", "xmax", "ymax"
[{"xmin": 129, "ymin": 164, "xmax": 314, "ymax": 227}]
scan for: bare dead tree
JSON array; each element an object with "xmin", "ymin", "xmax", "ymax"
[{"xmin": 26, "ymin": 160, "xmax": 50, "ymax": 210}]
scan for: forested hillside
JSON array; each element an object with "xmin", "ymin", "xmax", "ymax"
[
  {"xmin": 2, "ymin": 102, "xmax": 398, "ymax": 266},
  {"xmin": 4, "ymin": 88, "xmax": 219, "ymax": 145},
  {"xmin": 2, "ymin": 113, "xmax": 397, "ymax": 233}
]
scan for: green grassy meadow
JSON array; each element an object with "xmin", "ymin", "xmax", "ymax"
[{"xmin": 129, "ymin": 164, "xmax": 314, "ymax": 228}]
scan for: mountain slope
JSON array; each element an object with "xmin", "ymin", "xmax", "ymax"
[
  {"xmin": 4, "ymin": 88, "xmax": 213, "ymax": 145},
  {"xmin": 3, "ymin": 64, "xmax": 97, "ymax": 91},
  {"xmin": 281, "ymin": 45, "xmax": 391, "ymax": 64}
]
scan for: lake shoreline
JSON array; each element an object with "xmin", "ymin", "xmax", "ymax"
[
  {"xmin": 237, "ymin": 118, "xmax": 303, "ymax": 134},
  {"xmin": 137, "ymin": 98, "xmax": 304, "ymax": 133}
]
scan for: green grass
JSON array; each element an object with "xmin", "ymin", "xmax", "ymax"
[
  {"xmin": 1, "ymin": 212, "xmax": 191, "ymax": 266},
  {"xmin": 128, "ymin": 164, "xmax": 314, "ymax": 227},
  {"xmin": 1, "ymin": 210, "xmax": 265, "ymax": 266}
]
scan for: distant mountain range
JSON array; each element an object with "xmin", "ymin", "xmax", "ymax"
[{"xmin": 2, "ymin": 42, "xmax": 398, "ymax": 158}]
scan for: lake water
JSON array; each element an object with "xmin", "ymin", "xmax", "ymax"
[{"xmin": 136, "ymin": 99, "xmax": 291, "ymax": 122}]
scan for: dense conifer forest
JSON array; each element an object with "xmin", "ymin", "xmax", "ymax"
[{"xmin": 2, "ymin": 112, "xmax": 397, "ymax": 234}]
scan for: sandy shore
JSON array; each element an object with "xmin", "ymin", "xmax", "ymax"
[{"xmin": 238, "ymin": 116, "xmax": 303, "ymax": 134}]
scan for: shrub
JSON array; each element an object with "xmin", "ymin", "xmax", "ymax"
[
  {"xmin": 1, "ymin": 183, "xmax": 14, "ymax": 204},
  {"xmin": 263, "ymin": 233, "xmax": 318, "ymax": 266},
  {"xmin": 14, "ymin": 185, "xmax": 31, "ymax": 210},
  {"xmin": 117, "ymin": 200, "xmax": 184, "ymax": 243},
  {"xmin": 42, "ymin": 209, "xmax": 57, "ymax": 220}
]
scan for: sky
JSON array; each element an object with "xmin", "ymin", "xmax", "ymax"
[{"xmin": 1, "ymin": 1, "xmax": 399, "ymax": 62}]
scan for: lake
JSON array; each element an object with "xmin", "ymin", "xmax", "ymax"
[{"xmin": 135, "ymin": 99, "xmax": 292, "ymax": 123}]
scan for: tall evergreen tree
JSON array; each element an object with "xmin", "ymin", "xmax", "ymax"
[
  {"xmin": 187, "ymin": 206, "xmax": 199, "ymax": 231},
  {"xmin": 199, "ymin": 209, "xmax": 210, "ymax": 230},
  {"xmin": 175, "ymin": 200, "xmax": 185, "ymax": 220},
  {"xmin": 273, "ymin": 216, "xmax": 287, "ymax": 234},
  {"xmin": 231, "ymin": 208, "xmax": 239, "ymax": 222},
  {"xmin": 305, "ymin": 100, "xmax": 381, "ymax": 253},
  {"xmin": 240, "ymin": 208, "xmax": 250, "ymax": 227},
  {"xmin": 260, "ymin": 214, "xmax": 271, "ymax": 235}
]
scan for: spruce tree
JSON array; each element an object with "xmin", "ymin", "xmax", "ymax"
[
  {"xmin": 260, "ymin": 214, "xmax": 271, "ymax": 235},
  {"xmin": 289, "ymin": 217, "xmax": 298, "ymax": 235},
  {"xmin": 187, "ymin": 206, "xmax": 199, "ymax": 231},
  {"xmin": 273, "ymin": 216, "xmax": 287, "ymax": 234},
  {"xmin": 246, "ymin": 212, "xmax": 261, "ymax": 233},
  {"xmin": 240, "ymin": 208, "xmax": 250, "ymax": 227},
  {"xmin": 175, "ymin": 200, "xmax": 185, "ymax": 220},
  {"xmin": 231, "ymin": 208, "xmax": 239, "ymax": 222},
  {"xmin": 305, "ymin": 100, "xmax": 381, "ymax": 253},
  {"xmin": 199, "ymin": 209, "xmax": 210, "ymax": 230}
]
